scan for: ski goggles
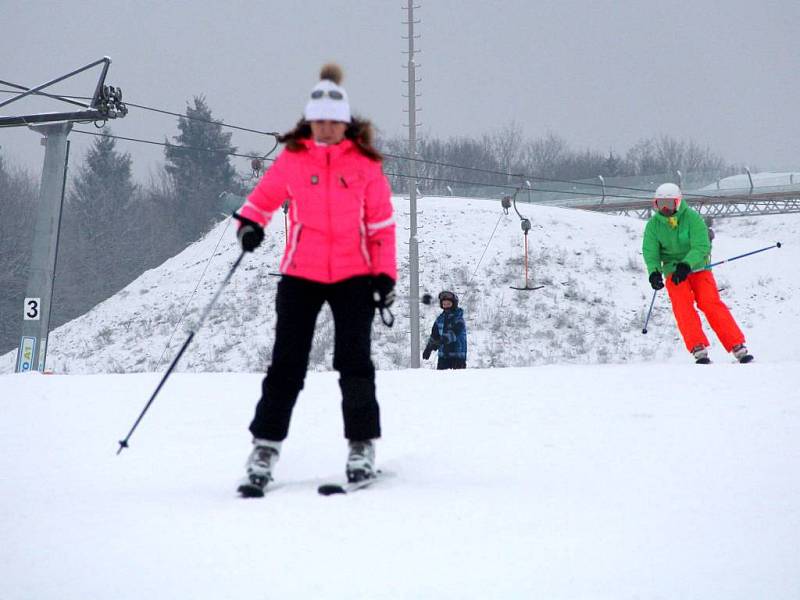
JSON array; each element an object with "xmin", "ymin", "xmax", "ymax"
[
  {"xmin": 654, "ymin": 197, "xmax": 680, "ymax": 211},
  {"xmin": 310, "ymin": 89, "xmax": 344, "ymax": 100}
]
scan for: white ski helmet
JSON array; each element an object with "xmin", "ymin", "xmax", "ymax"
[{"xmin": 653, "ymin": 182, "xmax": 682, "ymax": 212}]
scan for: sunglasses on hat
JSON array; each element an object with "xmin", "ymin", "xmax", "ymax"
[{"xmin": 310, "ymin": 89, "xmax": 344, "ymax": 100}]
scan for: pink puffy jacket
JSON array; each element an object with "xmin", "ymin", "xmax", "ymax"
[{"xmin": 238, "ymin": 138, "xmax": 396, "ymax": 284}]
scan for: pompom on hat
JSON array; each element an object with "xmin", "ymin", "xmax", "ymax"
[{"xmin": 304, "ymin": 63, "xmax": 351, "ymax": 123}]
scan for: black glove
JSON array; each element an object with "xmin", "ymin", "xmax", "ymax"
[
  {"xmin": 671, "ymin": 262, "xmax": 691, "ymax": 285},
  {"xmin": 422, "ymin": 339, "xmax": 439, "ymax": 360},
  {"xmin": 648, "ymin": 271, "xmax": 664, "ymax": 290},
  {"xmin": 372, "ymin": 274, "xmax": 396, "ymax": 309},
  {"xmin": 233, "ymin": 213, "xmax": 264, "ymax": 252}
]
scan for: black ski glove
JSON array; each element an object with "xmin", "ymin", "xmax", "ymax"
[
  {"xmin": 649, "ymin": 271, "xmax": 664, "ymax": 290},
  {"xmin": 671, "ymin": 262, "xmax": 691, "ymax": 285},
  {"xmin": 372, "ymin": 274, "xmax": 396, "ymax": 309},
  {"xmin": 233, "ymin": 213, "xmax": 264, "ymax": 252},
  {"xmin": 422, "ymin": 344, "xmax": 433, "ymax": 360}
]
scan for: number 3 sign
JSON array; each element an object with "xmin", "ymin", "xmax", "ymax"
[{"xmin": 24, "ymin": 298, "xmax": 41, "ymax": 320}]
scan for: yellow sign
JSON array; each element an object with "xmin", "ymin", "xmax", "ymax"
[{"xmin": 17, "ymin": 336, "xmax": 36, "ymax": 373}]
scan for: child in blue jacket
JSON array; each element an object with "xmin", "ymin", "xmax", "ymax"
[{"xmin": 422, "ymin": 291, "xmax": 467, "ymax": 369}]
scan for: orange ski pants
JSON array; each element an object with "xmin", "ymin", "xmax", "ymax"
[{"xmin": 664, "ymin": 269, "xmax": 745, "ymax": 353}]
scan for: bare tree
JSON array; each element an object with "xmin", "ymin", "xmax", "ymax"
[
  {"xmin": 520, "ymin": 133, "xmax": 569, "ymax": 179},
  {"xmin": 626, "ymin": 134, "xmax": 729, "ymax": 176},
  {"xmin": 487, "ymin": 121, "xmax": 524, "ymax": 182},
  {"xmin": 380, "ymin": 129, "xmax": 731, "ymax": 197}
]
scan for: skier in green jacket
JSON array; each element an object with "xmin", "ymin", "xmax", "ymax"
[{"xmin": 642, "ymin": 183, "xmax": 753, "ymax": 364}]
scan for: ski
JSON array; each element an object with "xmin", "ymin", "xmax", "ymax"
[
  {"xmin": 237, "ymin": 470, "xmax": 391, "ymax": 497},
  {"xmin": 318, "ymin": 470, "xmax": 389, "ymax": 496},
  {"xmin": 237, "ymin": 474, "xmax": 271, "ymax": 498}
]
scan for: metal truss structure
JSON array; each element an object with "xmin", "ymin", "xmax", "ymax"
[
  {"xmin": 578, "ymin": 190, "xmax": 800, "ymax": 220},
  {"xmin": 0, "ymin": 57, "xmax": 127, "ymax": 126}
]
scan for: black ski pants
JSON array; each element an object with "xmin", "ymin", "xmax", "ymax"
[
  {"xmin": 437, "ymin": 357, "xmax": 466, "ymax": 370},
  {"xmin": 249, "ymin": 275, "xmax": 380, "ymax": 442}
]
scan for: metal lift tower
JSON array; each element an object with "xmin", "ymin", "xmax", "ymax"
[{"xmin": 0, "ymin": 57, "xmax": 127, "ymax": 372}]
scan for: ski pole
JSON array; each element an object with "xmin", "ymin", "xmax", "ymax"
[
  {"xmin": 642, "ymin": 242, "xmax": 781, "ymax": 335},
  {"xmin": 117, "ymin": 251, "xmax": 247, "ymax": 455},
  {"xmin": 641, "ymin": 288, "xmax": 658, "ymax": 334},
  {"xmin": 699, "ymin": 242, "xmax": 781, "ymax": 271}
]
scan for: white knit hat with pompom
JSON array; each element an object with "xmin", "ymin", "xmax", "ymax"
[{"xmin": 304, "ymin": 63, "xmax": 351, "ymax": 123}]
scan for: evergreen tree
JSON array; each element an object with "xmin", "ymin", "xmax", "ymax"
[
  {"xmin": 54, "ymin": 130, "xmax": 138, "ymax": 324},
  {"xmin": 69, "ymin": 131, "xmax": 136, "ymax": 227},
  {"xmin": 164, "ymin": 96, "xmax": 238, "ymax": 242},
  {"xmin": 602, "ymin": 150, "xmax": 623, "ymax": 177}
]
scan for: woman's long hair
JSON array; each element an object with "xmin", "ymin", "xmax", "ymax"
[{"xmin": 279, "ymin": 117, "xmax": 382, "ymax": 161}]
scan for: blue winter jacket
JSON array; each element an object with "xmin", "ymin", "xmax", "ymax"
[{"xmin": 429, "ymin": 307, "xmax": 467, "ymax": 360}]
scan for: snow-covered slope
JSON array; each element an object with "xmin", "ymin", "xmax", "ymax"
[
  {"xmin": 2, "ymin": 197, "xmax": 797, "ymax": 374},
  {"xmin": 2, "ymin": 197, "xmax": 798, "ymax": 599},
  {"xmin": 1, "ymin": 365, "xmax": 798, "ymax": 599}
]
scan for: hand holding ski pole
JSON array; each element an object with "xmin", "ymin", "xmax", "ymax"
[
  {"xmin": 233, "ymin": 213, "xmax": 264, "ymax": 252},
  {"xmin": 648, "ymin": 272, "xmax": 664, "ymax": 290}
]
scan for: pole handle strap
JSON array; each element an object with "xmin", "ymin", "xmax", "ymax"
[{"xmin": 378, "ymin": 306, "xmax": 395, "ymax": 328}]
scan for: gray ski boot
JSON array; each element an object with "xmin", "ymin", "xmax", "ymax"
[
  {"xmin": 692, "ymin": 345, "xmax": 711, "ymax": 364},
  {"xmin": 346, "ymin": 440, "xmax": 376, "ymax": 483},
  {"xmin": 732, "ymin": 344, "xmax": 754, "ymax": 363},
  {"xmin": 238, "ymin": 439, "xmax": 281, "ymax": 497}
]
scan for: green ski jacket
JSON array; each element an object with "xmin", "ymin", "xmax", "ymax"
[{"xmin": 642, "ymin": 201, "xmax": 711, "ymax": 276}]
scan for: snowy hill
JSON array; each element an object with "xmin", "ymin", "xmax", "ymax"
[
  {"xmin": 2, "ymin": 197, "xmax": 798, "ymax": 599},
  {"xmin": 2, "ymin": 364, "xmax": 799, "ymax": 599},
  {"xmin": 2, "ymin": 196, "xmax": 797, "ymax": 374}
]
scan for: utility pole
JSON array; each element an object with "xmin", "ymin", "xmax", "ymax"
[{"xmin": 403, "ymin": 0, "xmax": 422, "ymax": 368}]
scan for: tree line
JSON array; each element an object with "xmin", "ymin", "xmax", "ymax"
[
  {"xmin": 381, "ymin": 122, "xmax": 733, "ymax": 194},
  {"xmin": 1, "ymin": 107, "xmax": 733, "ymax": 356}
]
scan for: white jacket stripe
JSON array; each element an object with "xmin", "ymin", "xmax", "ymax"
[
  {"xmin": 366, "ymin": 216, "xmax": 395, "ymax": 232},
  {"xmin": 243, "ymin": 200, "xmax": 274, "ymax": 220}
]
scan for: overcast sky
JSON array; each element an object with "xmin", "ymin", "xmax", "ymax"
[{"xmin": 1, "ymin": 0, "xmax": 797, "ymax": 183}]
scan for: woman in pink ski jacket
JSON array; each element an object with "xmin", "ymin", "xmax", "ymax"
[{"xmin": 234, "ymin": 64, "xmax": 396, "ymax": 497}]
